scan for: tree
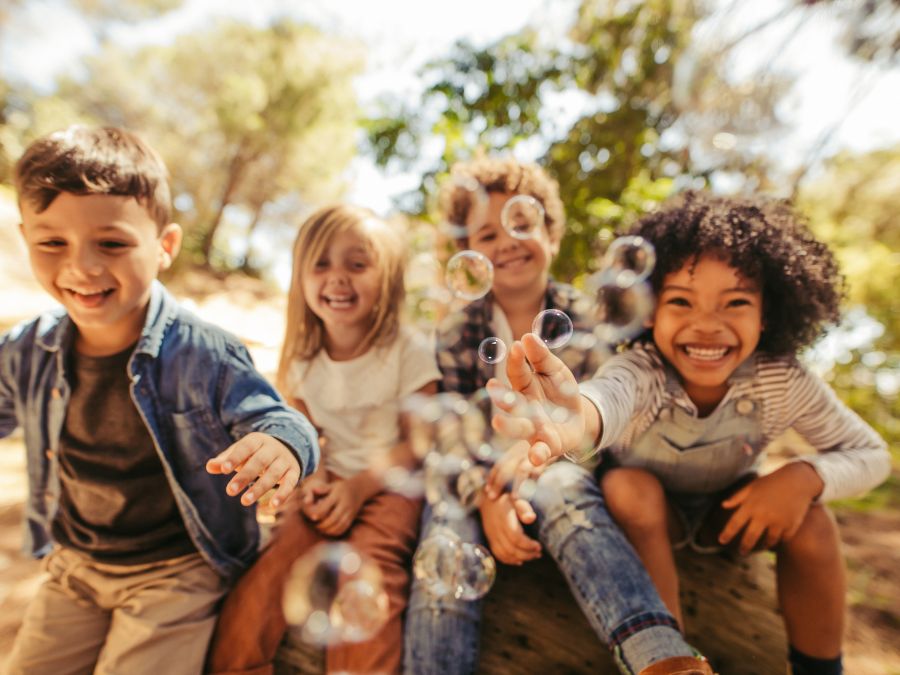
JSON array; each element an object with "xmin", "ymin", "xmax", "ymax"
[
  {"xmin": 366, "ymin": 0, "xmax": 789, "ymax": 281},
  {"xmin": 53, "ymin": 19, "xmax": 363, "ymax": 270}
]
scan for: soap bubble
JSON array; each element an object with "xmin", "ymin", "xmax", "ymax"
[
  {"xmin": 601, "ymin": 235, "xmax": 656, "ymax": 284},
  {"xmin": 445, "ymin": 250, "xmax": 494, "ymax": 301},
  {"xmin": 283, "ymin": 542, "xmax": 389, "ymax": 646},
  {"xmin": 532, "ymin": 309, "xmax": 574, "ymax": 349},
  {"xmin": 412, "ymin": 527, "xmax": 496, "ymax": 601},
  {"xmin": 478, "ymin": 337, "xmax": 507, "ymax": 364},
  {"xmin": 587, "ymin": 269, "xmax": 655, "ymax": 344},
  {"xmin": 500, "ymin": 194, "xmax": 544, "ymax": 240}
]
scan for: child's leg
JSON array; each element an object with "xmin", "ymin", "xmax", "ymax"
[
  {"xmin": 95, "ymin": 552, "xmax": 226, "ymax": 674},
  {"xmin": 776, "ymin": 503, "xmax": 845, "ymax": 661},
  {"xmin": 6, "ymin": 548, "xmax": 109, "ymax": 675},
  {"xmin": 530, "ymin": 462, "xmax": 696, "ymax": 675},
  {"xmin": 206, "ymin": 510, "xmax": 324, "ymax": 675},
  {"xmin": 602, "ymin": 467, "xmax": 683, "ymax": 628},
  {"xmin": 329, "ymin": 492, "xmax": 422, "ymax": 675},
  {"xmin": 402, "ymin": 502, "xmax": 485, "ymax": 675}
]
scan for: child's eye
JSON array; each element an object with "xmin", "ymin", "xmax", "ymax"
[
  {"xmin": 351, "ymin": 261, "xmax": 369, "ymax": 271},
  {"xmin": 727, "ymin": 298, "xmax": 752, "ymax": 308},
  {"xmin": 37, "ymin": 239, "xmax": 65, "ymax": 249},
  {"xmin": 314, "ymin": 260, "xmax": 329, "ymax": 270},
  {"xmin": 666, "ymin": 297, "xmax": 690, "ymax": 307},
  {"xmin": 476, "ymin": 233, "xmax": 496, "ymax": 243},
  {"xmin": 100, "ymin": 241, "xmax": 129, "ymax": 250}
]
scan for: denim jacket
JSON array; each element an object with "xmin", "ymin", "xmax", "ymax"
[{"xmin": 0, "ymin": 281, "xmax": 319, "ymax": 583}]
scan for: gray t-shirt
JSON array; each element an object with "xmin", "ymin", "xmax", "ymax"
[{"xmin": 52, "ymin": 343, "xmax": 195, "ymax": 564}]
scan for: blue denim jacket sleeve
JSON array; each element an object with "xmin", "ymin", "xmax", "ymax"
[
  {"xmin": 0, "ymin": 327, "xmax": 19, "ymax": 439},
  {"xmin": 216, "ymin": 339, "xmax": 319, "ymax": 476}
]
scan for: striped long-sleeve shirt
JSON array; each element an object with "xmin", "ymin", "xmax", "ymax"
[{"xmin": 580, "ymin": 342, "xmax": 890, "ymax": 502}]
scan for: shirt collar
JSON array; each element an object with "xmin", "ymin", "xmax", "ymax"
[{"xmin": 34, "ymin": 280, "xmax": 177, "ymax": 359}]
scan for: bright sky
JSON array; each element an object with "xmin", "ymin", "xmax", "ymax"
[{"xmin": 2, "ymin": 0, "xmax": 898, "ymax": 215}]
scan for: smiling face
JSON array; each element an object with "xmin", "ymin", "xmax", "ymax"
[
  {"xmin": 650, "ymin": 255, "xmax": 764, "ymax": 412},
  {"xmin": 466, "ymin": 191, "xmax": 559, "ymax": 300},
  {"xmin": 19, "ymin": 192, "xmax": 181, "ymax": 356},
  {"xmin": 301, "ymin": 228, "xmax": 382, "ymax": 344}
]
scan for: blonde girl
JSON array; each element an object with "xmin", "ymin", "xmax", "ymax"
[{"xmin": 207, "ymin": 205, "xmax": 440, "ymax": 675}]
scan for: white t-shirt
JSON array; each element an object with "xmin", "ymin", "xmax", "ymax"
[{"xmin": 286, "ymin": 326, "xmax": 441, "ymax": 478}]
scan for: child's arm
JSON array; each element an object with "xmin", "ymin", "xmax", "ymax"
[
  {"xmin": 489, "ymin": 334, "xmax": 602, "ymax": 467},
  {"xmin": 719, "ymin": 361, "xmax": 890, "ymax": 554},
  {"xmin": 206, "ymin": 342, "xmax": 320, "ymax": 508}
]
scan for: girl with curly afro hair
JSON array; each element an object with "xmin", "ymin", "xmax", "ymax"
[{"xmin": 490, "ymin": 190, "xmax": 889, "ymax": 675}]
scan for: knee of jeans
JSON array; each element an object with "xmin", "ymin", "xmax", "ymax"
[
  {"xmin": 531, "ymin": 462, "xmax": 599, "ymax": 518},
  {"xmin": 530, "ymin": 463, "xmax": 611, "ymax": 551}
]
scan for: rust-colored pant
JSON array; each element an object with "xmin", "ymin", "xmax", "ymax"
[{"xmin": 206, "ymin": 491, "xmax": 422, "ymax": 675}]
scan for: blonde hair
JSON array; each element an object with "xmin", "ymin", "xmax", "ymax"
[{"xmin": 276, "ymin": 204, "xmax": 406, "ymax": 393}]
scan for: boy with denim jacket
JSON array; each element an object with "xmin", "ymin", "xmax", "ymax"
[
  {"xmin": 403, "ymin": 156, "xmax": 711, "ymax": 675},
  {"xmin": 1, "ymin": 126, "xmax": 319, "ymax": 675}
]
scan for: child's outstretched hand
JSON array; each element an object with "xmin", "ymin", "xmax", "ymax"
[
  {"xmin": 206, "ymin": 432, "xmax": 301, "ymax": 509},
  {"xmin": 488, "ymin": 333, "xmax": 587, "ymax": 467},
  {"xmin": 718, "ymin": 462, "xmax": 825, "ymax": 555}
]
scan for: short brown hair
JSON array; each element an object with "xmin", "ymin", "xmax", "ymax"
[
  {"xmin": 438, "ymin": 155, "xmax": 565, "ymax": 247},
  {"xmin": 13, "ymin": 125, "xmax": 172, "ymax": 229}
]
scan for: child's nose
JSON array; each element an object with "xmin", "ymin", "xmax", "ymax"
[
  {"xmin": 693, "ymin": 309, "xmax": 724, "ymax": 332},
  {"xmin": 68, "ymin": 246, "xmax": 103, "ymax": 277}
]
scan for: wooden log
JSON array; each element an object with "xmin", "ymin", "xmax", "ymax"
[{"xmin": 274, "ymin": 548, "xmax": 786, "ymax": 674}]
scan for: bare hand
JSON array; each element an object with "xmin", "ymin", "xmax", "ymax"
[
  {"xmin": 718, "ymin": 463, "xmax": 824, "ymax": 554},
  {"xmin": 206, "ymin": 432, "xmax": 301, "ymax": 508},
  {"xmin": 489, "ymin": 334, "xmax": 586, "ymax": 467},
  {"xmin": 304, "ymin": 477, "xmax": 364, "ymax": 537},
  {"xmin": 480, "ymin": 494, "xmax": 541, "ymax": 565}
]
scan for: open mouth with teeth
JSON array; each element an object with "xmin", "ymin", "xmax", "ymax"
[
  {"xmin": 64, "ymin": 287, "xmax": 115, "ymax": 308},
  {"xmin": 679, "ymin": 344, "xmax": 734, "ymax": 361},
  {"xmin": 322, "ymin": 294, "xmax": 358, "ymax": 309},
  {"xmin": 496, "ymin": 253, "xmax": 532, "ymax": 270}
]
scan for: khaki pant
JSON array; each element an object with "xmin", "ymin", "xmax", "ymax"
[
  {"xmin": 6, "ymin": 547, "xmax": 227, "ymax": 675},
  {"xmin": 206, "ymin": 491, "xmax": 422, "ymax": 675}
]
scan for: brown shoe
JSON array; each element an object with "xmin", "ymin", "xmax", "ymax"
[{"xmin": 637, "ymin": 655, "xmax": 715, "ymax": 675}]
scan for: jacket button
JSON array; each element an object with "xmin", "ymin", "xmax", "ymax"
[{"xmin": 51, "ymin": 388, "xmax": 61, "ymax": 399}]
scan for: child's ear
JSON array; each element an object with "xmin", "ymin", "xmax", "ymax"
[{"xmin": 158, "ymin": 223, "xmax": 183, "ymax": 271}]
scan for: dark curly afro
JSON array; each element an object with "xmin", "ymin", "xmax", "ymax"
[{"xmin": 628, "ymin": 190, "xmax": 844, "ymax": 355}]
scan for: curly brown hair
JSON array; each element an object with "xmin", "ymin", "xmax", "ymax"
[
  {"xmin": 629, "ymin": 190, "xmax": 844, "ymax": 355},
  {"xmin": 438, "ymin": 155, "xmax": 565, "ymax": 247}
]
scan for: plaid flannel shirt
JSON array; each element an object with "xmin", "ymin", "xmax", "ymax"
[{"xmin": 436, "ymin": 280, "xmax": 603, "ymax": 395}]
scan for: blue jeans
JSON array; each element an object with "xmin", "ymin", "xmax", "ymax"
[{"xmin": 403, "ymin": 462, "xmax": 692, "ymax": 675}]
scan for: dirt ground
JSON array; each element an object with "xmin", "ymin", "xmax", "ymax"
[{"xmin": 1, "ymin": 201, "xmax": 898, "ymax": 673}]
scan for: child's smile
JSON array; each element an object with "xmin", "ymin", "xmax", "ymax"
[
  {"xmin": 303, "ymin": 229, "xmax": 381, "ymax": 343},
  {"xmin": 650, "ymin": 255, "xmax": 763, "ymax": 412},
  {"xmin": 19, "ymin": 192, "xmax": 180, "ymax": 356}
]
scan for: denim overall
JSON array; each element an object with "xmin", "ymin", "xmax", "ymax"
[{"xmin": 618, "ymin": 364, "xmax": 764, "ymax": 550}]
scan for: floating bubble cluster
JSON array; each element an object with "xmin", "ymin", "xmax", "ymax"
[
  {"xmin": 283, "ymin": 542, "xmax": 390, "ymax": 647},
  {"xmin": 413, "ymin": 527, "xmax": 497, "ymax": 600}
]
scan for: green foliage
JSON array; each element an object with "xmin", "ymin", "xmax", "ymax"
[
  {"xmin": 47, "ymin": 18, "xmax": 363, "ymax": 271},
  {"xmin": 365, "ymin": 0, "xmax": 786, "ymax": 283},
  {"xmin": 798, "ymin": 147, "xmax": 900, "ymax": 512}
]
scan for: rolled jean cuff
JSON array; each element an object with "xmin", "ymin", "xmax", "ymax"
[{"xmin": 608, "ymin": 611, "xmax": 681, "ymax": 650}]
